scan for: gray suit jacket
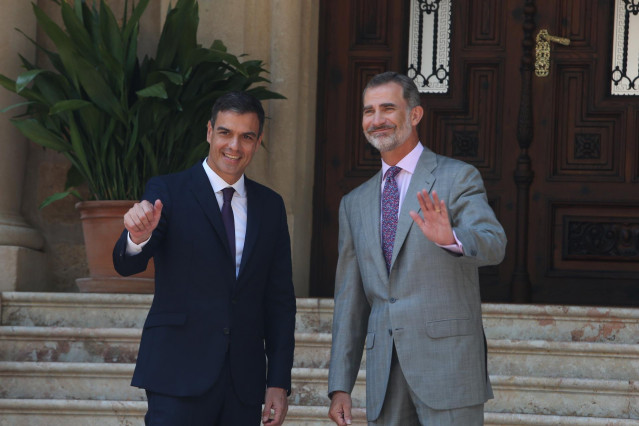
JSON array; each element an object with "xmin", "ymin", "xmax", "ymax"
[{"xmin": 328, "ymin": 146, "xmax": 506, "ymax": 420}]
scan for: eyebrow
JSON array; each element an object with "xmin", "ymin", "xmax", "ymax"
[
  {"xmin": 216, "ymin": 126, "xmax": 258, "ymax": 138},
  {"xmin": 363, "ymin": 102, "xmax": 397, "ymax": 111}
]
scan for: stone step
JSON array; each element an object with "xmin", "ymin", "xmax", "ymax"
[
  {"xmin": 0, "ymin": 293, "xmax": 334, "ymax": 333},
  {"xmin": 292, "ymin": 370, "xmax": 639, "ymax": 419},
  {"xmin": 0, "ymin": 362, "xmax": 144, "ymax": 401},
  {"xmin": 0, "ymin": 292, "xmax": 151, "ymax": 329},
  {"xmin": 0, "ymin": 399, "xmax": 146, "ymax": 426},
  {"xmin": 295, "ymin": 333, "xmax": 367, "ymax": 370},
  {"xmin": 294, "ymin": 370, "xmax": 639, "ymax": 419},
  {"xmin": 3, "ymin": 327, "xmax": 636, "ymax": 381},
  {"xmin": 487, "ymin": 375, "xmax": 639, "ymax": 420},
  {"xmin": 294, "ymin": 332, "xmax": 333, "ymax": 369},
  {"xmin": 296, "ymin": 335, "xmax": 639, "ymax": 380},
  {"xmin": 0, "ymin": 397, "xmax": 636, "ymax": 426},
  {"xmin": 286, "ymin": 405, "xmax": 367, "ymax": 425},
  {"xmin": 0, "ymin": 326, "xmax": 140, "ymax": 363},
  {"xmin": 4, "ymin": 293, "xmax": 639, "ymax": 344},
  {"xmin": 2, "ymin": 361, "xmax": 638, "ymax": 422},
  {"xmin": 0, "ymin": 326, "xmax": 345, "ymax": 369},
  {"xmin": 484, "ymin": 413, "xmax": 639, "ymax": 426},
  {"xmin": 296, "ymin": 336, "xmax": 639, "ymax": 380},
  {"xmin": 0, "ymin": 327, "xmax": 338, "ymax": 368},
  {"xmin": 0, "ymin": 362, "xmax": 361, "ymax": 405},
  {"xmin": 482, "ymin": 303, "xmax": 639, "ymax": 344},
  {"xmin": 0, "ymin": 400, "xmax": 368, "ymax": 426},
  {"xmin": 0, "ymin": 327, "xmax": 337, "ymax": 367},
  {"xmin": 487, "ymin": 339, "xmax": 639, "ymax": 380}
]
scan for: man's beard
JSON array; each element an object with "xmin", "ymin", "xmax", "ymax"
[{"xmin": 364, "ymin": 113, "xmax": 412, "ymax": 153}]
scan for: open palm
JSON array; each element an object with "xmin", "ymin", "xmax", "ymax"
[{"xmin": 409, "ymin": 190, "xmax": 455, "ymax": 245}]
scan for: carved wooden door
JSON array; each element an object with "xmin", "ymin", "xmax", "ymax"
[
  {"xmin": 525, "ymin": 1, "xmax": 639, "ymax": 305},
  {"xmin": 311, "ymin": 0, "xmax": 639, "ymax": 305}
]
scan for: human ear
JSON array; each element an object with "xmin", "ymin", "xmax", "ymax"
[{"xmin": 411, "ymin": 105, "xmax": 424, "ymax": 126}]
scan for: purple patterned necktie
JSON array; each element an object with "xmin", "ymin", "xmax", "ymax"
[
  {"xmin": 221, "ymin": 187, "xmax": 235, "ymax": 257},
  {"xmin": 382, "ymin": 166, "xmax": 402, "ymax": 272}
]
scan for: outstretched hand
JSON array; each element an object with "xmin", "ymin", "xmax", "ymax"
[
  {"xmin": 123, "ymin": 199, "xmax": 163, "ymax": 244},
  {"xmin": 409, "ymin": 190, "xmax": 455, "ymax": 245}
]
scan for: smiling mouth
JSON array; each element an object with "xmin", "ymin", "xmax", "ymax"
[
  {"xmin": 224, "ymin": 153, "xmax": 240, "ymax": 160},
  {"xmin": 368, "ymin": 126, "xmax": 395, "ymax": 134}
]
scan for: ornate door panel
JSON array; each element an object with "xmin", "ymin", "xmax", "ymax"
[{"xmin": 527, "ymin": 1, "xmax": 639, "ymax": 305}]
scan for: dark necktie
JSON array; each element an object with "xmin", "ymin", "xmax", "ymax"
[
  {"xmin": 221, "ymin": 187, "xmax": 235, "ymax": 258},
  {"xmin": 382, "ymin": 166, "xmax": 402, "ymax": 272}
]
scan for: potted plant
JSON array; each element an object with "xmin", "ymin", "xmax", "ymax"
[{"xmin": 0, "ymin": 0, "xmax": 283, "ymax": 293}]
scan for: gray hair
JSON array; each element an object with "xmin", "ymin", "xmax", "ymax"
[{"xmin": 363, "ymin": 71, "xmax": 421, "ymax": 109}]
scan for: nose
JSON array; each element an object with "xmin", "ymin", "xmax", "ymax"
[
  {"xmin": 228, "ymin": 136, "xmax": 240, "ymax": 150},
  {"xmin": 371, "ymin": 110, "xmax": 386, "ymax": 127}
]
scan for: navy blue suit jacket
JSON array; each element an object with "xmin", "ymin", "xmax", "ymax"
[{"xmin": 113, "ymin": 163, "xmax": 296, "ymax": 405}]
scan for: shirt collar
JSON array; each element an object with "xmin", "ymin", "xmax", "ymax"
[
  {"xmin": 381, "ymin": 142, "xmax": 424, "ymax": 177},
  {"xmin": 202, "ymin": 159, "xmax": 246, "ymax": 197}
]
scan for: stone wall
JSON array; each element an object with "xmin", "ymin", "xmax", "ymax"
[{"xmin": 0, "ymin": 0, "xmax": 46, "ymax": 291}]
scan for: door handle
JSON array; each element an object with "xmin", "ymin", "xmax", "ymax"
[{"xmin": 535, "ymin": 29, "xmax": 571, "ymax": 77}]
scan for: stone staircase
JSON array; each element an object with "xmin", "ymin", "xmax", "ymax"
[{"xmin": 1, "ymin": 292, "xmax": 638, "ymax": 425}]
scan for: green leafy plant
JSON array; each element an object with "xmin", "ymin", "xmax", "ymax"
[{"xmin": 0, "ymin": 0, "xmax": 283, "ymax": 206}]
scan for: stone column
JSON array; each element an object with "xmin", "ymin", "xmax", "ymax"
[
  {"xmin": 0, "ymin": 0, "xmax": 46, "ymax": 291},
  {"xmin": 267, "ymin": 0, "xmax": 319, "ymax": 297}
]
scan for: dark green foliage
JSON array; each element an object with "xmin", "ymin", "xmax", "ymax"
[{"xmin": 0, "ymin": 0, "xmax": 284, "ymax": 206}]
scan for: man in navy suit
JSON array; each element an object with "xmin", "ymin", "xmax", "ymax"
[{"xmin": 113, "ymin": 91, "xmax": 296, "ymax": 425}]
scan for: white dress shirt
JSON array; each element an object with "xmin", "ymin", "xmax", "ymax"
[{"xmin": 126, "ymin": 159, "xmax": 247, "ymax": 277}]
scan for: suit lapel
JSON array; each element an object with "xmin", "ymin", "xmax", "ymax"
[
  {"xmin": 238, "ymin": 178, "xmax": 260, "ymax": 280},
  {"xmin": 390, "ymin": 147, "xmax": 437, "ymax": 269},
  {"xmin": 360, "ymin": 170, "xmax": 389, "ymax": 284},
  {"xmin": 189, "ymin": 164, "xmax": 234, "ymax": 259}
]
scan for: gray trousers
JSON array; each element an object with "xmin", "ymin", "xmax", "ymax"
[{"xmin": 369, "ymin": 347, "xmax": 484, "ymax": 426}]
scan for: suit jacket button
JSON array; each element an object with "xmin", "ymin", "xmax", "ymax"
[
  {"xmin": 390, "ymin": 297, "xmax": 397, "ymax": 303},
  {"xmin": 223, "ymin": 327, "xmax": 230, "ymax": 335}
]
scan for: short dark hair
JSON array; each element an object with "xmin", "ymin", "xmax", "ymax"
[
  {"xmin": 363, "ymin": 71, "xmax": 421, "ymax": 109},
  {"xmin": 210, "ymin": 91, "xmax": 265, "ymax": 136}
]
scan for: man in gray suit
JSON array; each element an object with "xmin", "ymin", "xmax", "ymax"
[{"xmin": 327, "ymin": 72, "xmax": 507, "ymax": 425}]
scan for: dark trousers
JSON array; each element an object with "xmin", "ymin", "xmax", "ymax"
[{"xmin": 144, "ymin": 353, "xmax": 262, "ymax": 425}]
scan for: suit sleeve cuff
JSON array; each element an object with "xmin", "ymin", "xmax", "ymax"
[
  {"xmin": 436, "ymin": 230, "xmax": 463, "ymax": 254},
  {"xmin": 125, "ymin": 233, "xmax": 151, "ymax": 255}
]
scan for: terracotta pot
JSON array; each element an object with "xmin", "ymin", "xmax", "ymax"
[{"xmin": 75, "ymin": 200, "xmax": 154, "ymax": 293}]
